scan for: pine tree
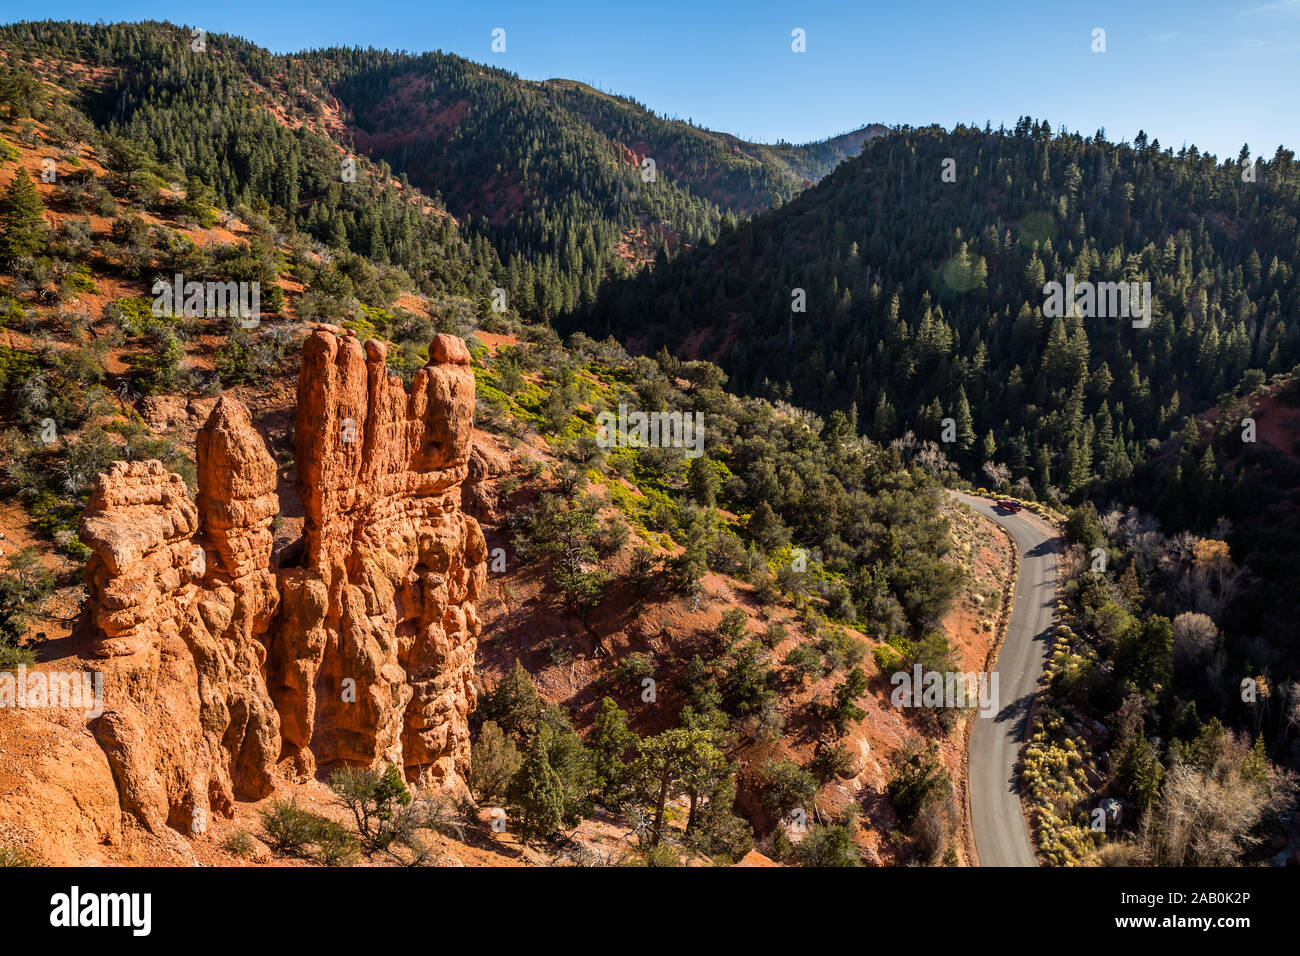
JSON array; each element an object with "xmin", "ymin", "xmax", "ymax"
[
  {"xmin": 688, "ymin": 775, "xmax": 752, "ymax": 861},
  {"xmin": 872, "ymin": 390, "xmax": 896, "ymax": 438},
  {"xmin": 746, "ymin": 501, "xmax": 788, "ymax": 552},
  {"xmin": 686, "ymin": 455, "xmax": 718, "ymax": 508},
  {"xmin": 469, "ymin": 720, "xmax": 522, "ymax": 803},
  {"xmin": 953, "ymin": 386, "xmax": 976, "ymax": 453},
  {"xmin": 181, "ymin": 174, "xmax": 218, "ymax": 227},
  {"xmin": 482, "ymin": 659, "xmax": 543, "ymax": 741},
  {"xmin": 636, "ymin": 727, "xmax": 723, "ymax": 846},
  {"xmin": 590, "ymin": 697, "xmax": 639, "ymax": 807},
  {"xmin": 1192, "ymin": 446, "xmax": 1220, "ymax": 526},
  {"xmin": 1117, "ymin": 733, "xmax": 1163, "ymax": 814},
  {"xmin": 673, "ymin": 506, "xmax": 712, "ymax": 596},
  {"xmin": 508, "ymin": 724, "xmax": 566, "ymax": 839},
  {"xmin": 0, "ymin": 167, "xmax": 46, "ymax": 265}
]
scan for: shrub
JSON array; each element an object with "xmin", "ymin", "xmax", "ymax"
[
  {"xmin": 686, "ymin": 776, "xmax": 753, "ymax": 863},
  {"xmin": 872, "ymin": 644, "xmax": 903, "ymax": 674},
  {"xmin": 626, "ymin": 547, "xmax": 659, "ymax": 601},
  {"xmin": 722, "ymin": 643, "xmax": 776, "ymax": 717},
  {"xmin": 0, "ymin": 547, "xmax": 54, "ymax": 608},
  {"xmin": 714, "ymin": 608, "xmax": 749, "ymax": 652},
  {"xmin": 259, "ymin": 798, "xmax": 321, "ymax": 855},
  {"xmin": 0, "ymin": 639, "xmax": 36, "ymax": 669},
  {"xmin": 103, "ymin": 296, "xmax": 156, "ymax": 337},
  {"xmin": 470, "ymin": 720, "xmax": 523, "ymax": 803},
  {"xmin": 783, "ymin": 643, "xmax": 823, "ymax": 683},
  {"xmin": 757, "ymin": 759, "xmax": 817, "ymax": 816},
  {"xmin": 127, "ymin": 331, "xmax": 185, "ymax": 394},
  {"xmin": 887, "ymin": 742, "xmax": 951, "ymax": 828},
  {"xmin": 760, "ymin": 619, "xmax": 788, "ymax": 650},
  {"xmin": 0, "ymin": 843, "xmax": 36, "ymax": 866},
  {"xmin": 811, "ymin": 741, "xmax": 856, "ymax": 781},
  {"xmin": 827, "ymin": 667, "xmax": 869, "ymax": 732},
  {"xmin": 1064, "ymin": 502, "xmax": 1104, "ymax": 549},
  {"xmin": 480, "ymin": 659, "xmax": 544, "ymax": 740},
  {"xmin": 615, "ymin": 652, "xmax": 655, "ymax": 692},
  {"xmin": 794, "ymin": 820, "xmax": 862, "ymax": 867},
  {"xmin": 632, "ymin": 842, "xmax": 684, "ymax": 867},
  {"xmin": 312, "ymin": 819, "xmax": 360, "ymax": 866},
  {"xmin": 327, "ymin": 763, "xmax": 413, "ymax": 854},
  {"xmin": 221, "ymin": 829, "xmax": 257, "ymax": 859}
]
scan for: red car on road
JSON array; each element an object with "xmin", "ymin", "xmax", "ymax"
[{"xmin": 994, "ymin": 499, "xmax": 1023, "ymax": 513}]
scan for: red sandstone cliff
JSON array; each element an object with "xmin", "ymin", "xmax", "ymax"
[{"xmin": 77, "ymin": 330, "xmax": 486, "ymax": 838}]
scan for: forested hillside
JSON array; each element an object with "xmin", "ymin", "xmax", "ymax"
[
  {"xmin": 0, "ymin": 20, "xmax": 502, "ymax": 299},
  {"xmin": 568, "ymin": 120, "xmax": 1300, "ymax": 857},
  {"xmin": 310, "ymin": 50, "xmax": 874, "ymax": 318},
  {"xmin": 0, "ymin": 21, "xmax": 872, "ymax": 327},
  {"xmin": 571, "ymin": 120, "xmax": 1300, "ymax": 502}
]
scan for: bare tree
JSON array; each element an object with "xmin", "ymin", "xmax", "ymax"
[
  {"xmin": 1171, "ymin": 612, "xmax": 1217, "ymax": 672},
  {"xmin": 981, "ymin": 461, "xmax": 1011, "ymax": 490},
  {"xmin": 890, "ymin": 431, "xmax": 958, "ymax": 480},
  {"xmin": 1135, "ymin": 732, "xmax": 1295, "ymax": 866}
]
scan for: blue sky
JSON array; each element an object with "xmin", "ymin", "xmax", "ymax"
[{"xmin": 22, "ymin": 0, "xmax": 1300, "ymax": 159}]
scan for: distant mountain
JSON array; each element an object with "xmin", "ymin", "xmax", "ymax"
[
  {"xmin": 534, "ymin": 78, "xmax": 884, "ymax": 212},
  {"xmin": 0, "ymin": 20, "xmax": 876, "ymax": 320},
  {"xmin": 321, "ymin": 50, "xmax": 882, "ymax": 316}
]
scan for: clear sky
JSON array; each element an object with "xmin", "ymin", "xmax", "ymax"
[{"xmin": 19, "ymin": 0, "xmax": 1300, "ymax": 159}]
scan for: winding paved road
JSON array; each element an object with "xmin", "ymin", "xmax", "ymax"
[{"xmin": 951, "ymin": 492, "xmax": 1059, "ymax": 867}]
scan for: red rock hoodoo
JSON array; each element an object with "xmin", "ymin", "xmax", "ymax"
[
  {"xmin": 79, "ymin": 331, "xmax": 485, "ymax": 835},
  {"xmin": 271, "ymin": 329, "xmax": 486, "ymax": 791}
]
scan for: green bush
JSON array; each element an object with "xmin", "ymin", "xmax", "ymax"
[
  {"xmin": 757, "ymin": 759, "xmax": 817, "ymax": 816},
  {"xmin": 794, "ymin": 820, "xmax": 862, "ymax": 866},
  {"xmin": 0, "ymin": 638, "xmax": 36, "ymax": 669},
  {"xmin": 327, "ymin": 763, "xmax": 413, "ymax": 853},
  {"xmin": 632, "ymin": 842, "xmax": 684, "ymax": 867},
  {"xmin": 470, "ymin": 720, "xmax": 523, "ymax": 803},
  {"xmin": 811, "ymin": 741, "xmax": 856, "ymax": 781},
  {"xmin": 614, "ymin": 651, "xmax": 655, "ymax": 692},
  {"xmin": 311, "ymin": 818, "xmax": 360, "ymax": 866},
  {"xmin": 887, "ymin": 743, "xmax": 951, "ymax": 829},
  {"xmin": 1064, "ymin": 502, "xmax": 1104, "ymax": 549},
  {"xmin": 872, "ymin": 644, "xmax": 904, "ymax": 674},
  {"xmin": 104, "ymin": 296, "xmax": 157, "ymax": 337},
  {"xmin": 221, "ymin": 829, "xmax": 257, "ymax": 859},
  {"xmin": 259, "ymin": 799, "xmax": 321, "ymax": 856},
  {"xmin": 782, "ymin": 643, "xmax": 823, "ymax": 682}
]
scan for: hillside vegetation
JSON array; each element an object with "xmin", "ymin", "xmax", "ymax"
[
  {"xmin": 0, "ymin": 31, "xmax": 996, "ymax": 867},
  {"xmin": 572, "ymin": 120, "xmax": 1300, "ymax": 499}
]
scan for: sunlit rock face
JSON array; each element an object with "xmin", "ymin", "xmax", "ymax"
[
  {"xmin": 272, "ymin": 329, "xmax": 485, "ymax": 793},
  {"xmin": 80, "ymin": 331, "xmax": 485, "ymax": 834}
]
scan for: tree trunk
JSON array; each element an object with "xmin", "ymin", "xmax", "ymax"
[{"xmin": 651, "ymin": 766, "xmax": 671, "ymax": 846}]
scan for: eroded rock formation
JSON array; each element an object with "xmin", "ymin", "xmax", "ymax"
[
  {"xmin": 79, "ymin": 331, "xmax": 485, "ymax": 835},
  {"xmin": 271, "ymin": 329, "xmax": 486, "ymax": 791}
]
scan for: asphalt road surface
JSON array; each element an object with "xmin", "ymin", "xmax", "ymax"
[{"xmin": 951, "ymin": 491, "xmax": 1059, "ymax": 867}]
